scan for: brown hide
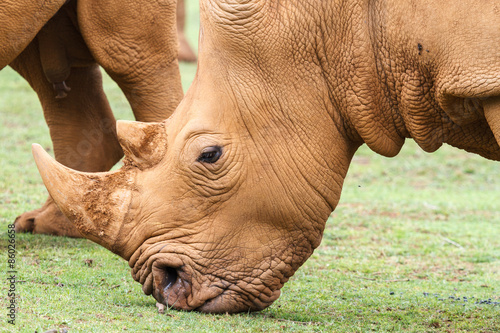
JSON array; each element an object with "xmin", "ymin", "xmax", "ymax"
[
  {"xmin": 0, "ymin": 0, "xmax": 67, "ymax": 69},
  {"xmin": 34, "ymin": 0, "xmax": 500, "ymax": 313}
]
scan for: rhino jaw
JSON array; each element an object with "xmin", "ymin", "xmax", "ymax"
[{"xmin": 32, "ymin": 143, "xmax": 136, "ymax": 258}]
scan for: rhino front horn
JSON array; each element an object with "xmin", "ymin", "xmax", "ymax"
[
  {"xmin": 116, "ymin": 120, "xmax": 167, "ymax": 170},
  {"xmin": 32, "ymin": 144, "xmax": 136, "ymax": 258}
]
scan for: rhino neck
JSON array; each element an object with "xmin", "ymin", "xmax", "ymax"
[
  {"xmin": 345, "ymin": 0, "xmax": 500, "ymax": 160},
  {"xmin": 305, "ymin": 1, "xmax": 408, "ymax": 158},
  {"xmin": 224, "ymin": 83, "xmax": 360, "ymax": 249}
]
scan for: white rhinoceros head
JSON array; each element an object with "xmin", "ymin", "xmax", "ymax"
[{"xmin": 32, "ymin": 0, "xmax": 500, "ymax": 314}]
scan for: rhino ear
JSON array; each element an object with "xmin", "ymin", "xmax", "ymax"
[{"xmin": 116, "ymin": 120, "xmax": 168, "ymax": 169}]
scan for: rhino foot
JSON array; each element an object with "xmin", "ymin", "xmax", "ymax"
[{"xmin": 14, "ymin": 197, "xmax": 82, "ymax": 238}]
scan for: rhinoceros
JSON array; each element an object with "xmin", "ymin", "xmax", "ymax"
[
  {"xmin": 4, "ymin": 0, "xmax": 195, "ymax": 237},
  {"xmin": 32, "ymin": 0, "xmax": 500, "ymax": 313}
]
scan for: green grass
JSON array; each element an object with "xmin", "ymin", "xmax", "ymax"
[{"xmin": 1, "ymin": 3, "xmax": 499, "ymax": 332}]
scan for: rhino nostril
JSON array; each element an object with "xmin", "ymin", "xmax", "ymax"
[
  {"xmin": 152, "ymin": 265, "xmax": 180, "ymax": 304},
  {"xmin": 162, "ymin": 267, "xmax": 178, "ymax": 290}
]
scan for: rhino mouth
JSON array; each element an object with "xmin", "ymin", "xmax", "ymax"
[
  {"xmin": 144, "ymin": 259, "xmax": 280, "ymax": 313},
  {"xmin": 130, "ymin": 242, "xmax": 283, "ymax": 313}
]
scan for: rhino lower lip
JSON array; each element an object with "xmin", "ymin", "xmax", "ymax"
[{"xmin": 194, "ymin": 289, "xmax": 270, "ymax": 314}]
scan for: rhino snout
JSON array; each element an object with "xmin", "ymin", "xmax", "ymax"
[{"xmin": 148, "ymin": 258, "xmax": 281, "ymax": 313}]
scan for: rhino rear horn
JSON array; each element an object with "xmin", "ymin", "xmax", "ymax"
[
  {"xmin": 31, "ymin": 144, "xmax": 135, "ymax": 258},
  {"xmin": 116, "ymin": 120, "xmax": 167, "ymax": 170}
]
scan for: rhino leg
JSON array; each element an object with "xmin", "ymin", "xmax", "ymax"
[
  {"xmin": 177, "ymin": 0, "xmax": 197, "ymax": 63},
  {"xmin": 77, "ymin": 0, "xmax": 184, "ymax": 121},
  {"xmin": 14, "ymin": 197, "xmax": 81, "ymax": 238},
  {"xmin": 11, "ymin": 40, "xmax": 123, "ymax": 237}
]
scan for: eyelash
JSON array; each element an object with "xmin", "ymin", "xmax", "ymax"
[{"xmin": 197, "ymin": 146, "xmax": 222, "ymax": 163}]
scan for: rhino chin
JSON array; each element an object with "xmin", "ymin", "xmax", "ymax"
[{"xmin": 195, "ymin": 289, "xmax": 281, "ymax": 314}]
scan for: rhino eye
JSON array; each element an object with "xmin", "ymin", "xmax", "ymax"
[{"xmin": 197, "ymin": 146, "xmax": 222, "ymax": 163}]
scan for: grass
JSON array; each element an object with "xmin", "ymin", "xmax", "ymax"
[{"xmin": 1, "ymin": 2, "xmax": 499, "ymax": 332}]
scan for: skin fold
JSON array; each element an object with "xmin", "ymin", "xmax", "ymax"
[
  {"xmin": 2, "ymin": 0, "xmax": 195, "ymax": 236},
  {"xmin": 32, "ymin": 0, "xmax": 499, "ymax": 313}
]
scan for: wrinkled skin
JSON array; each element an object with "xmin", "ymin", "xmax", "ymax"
[
  {"xmin": 2, "ymin": 0, "xmax": 196, "ymax": 237},
  {"xmin": 33, "ymin": 0, "xmax": 500, "ymax": 313}
]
